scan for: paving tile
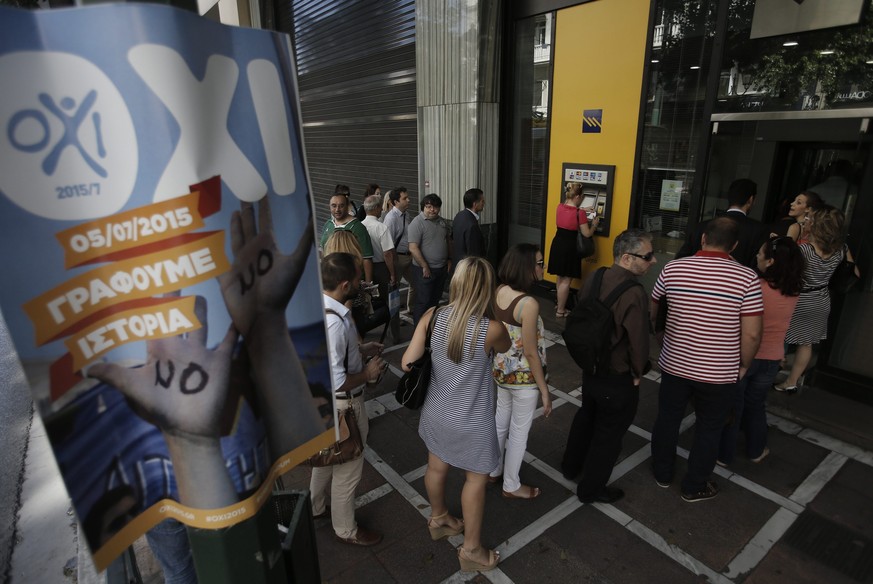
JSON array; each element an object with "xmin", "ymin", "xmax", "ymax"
[
  {"xmin": 373, "ymin": 494, "xmax": 462, "ymax": 583},
  {"xmin": 409, "ymin": 464, "xmax": 570, "ymax": 551},
  {"xmin": 809, "ymin": 459, "xmax": 873, "ymax": 540},
  {"xmin": 526, "ymin": 400, "xmax": 577, "ymax": 470},
  {"xmin": 545, "ymin": 344, "xmax": 583, "ymax": 391},
  {"xmin": 613, "ymin": 460, "xmax": 779, "ymax": 571},
  {"xmin": 367, "ymin": 411, "xmax": 430, "ymax": 477},
  {"xmin": 718, "ymin": 428, "xmax": 829, "ymax": 498},
  {"xmin": 500, "ymin": 503, "xmax": 704, "ymax": 584},
  {"xmin": 744, "ymin": 540, "xmax": 860, "ymax": 584}
]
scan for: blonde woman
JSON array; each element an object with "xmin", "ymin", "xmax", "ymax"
[
  {"xmin": 324, "ymin": 229, "xmax": 363, "ymax": 264},
  {"xmin": 547, "ymin": 182, "xmax": 599, "ymax": 316},
  {"xmin": 778, "ymin": 207, "xmax": 856, "ymax": 393},
  {"xmin": 402, "ymin": 257, "xmax": 510, "ymax": 573},
  {"xmin": 324, "ymin": 231, "xmax": 386, "ymax": 335}
]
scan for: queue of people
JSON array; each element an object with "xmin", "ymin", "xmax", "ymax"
[{"xmin": 312, "ymin": 178, "xmax": 859, "ymax": 574}]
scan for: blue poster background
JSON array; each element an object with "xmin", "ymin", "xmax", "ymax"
[{"xmin": 0, "ymin": 3, "xmax": 332, "ymax": 565}]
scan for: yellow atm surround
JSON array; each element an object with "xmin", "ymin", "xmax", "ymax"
[{"xmin": 544, "ymin": 0, "xmax": 650, "ymax": 285}]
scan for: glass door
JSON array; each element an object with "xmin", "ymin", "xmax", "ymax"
[{"xmin": 702, "ymin": 114, "xmax": 873, "ymax": 403}]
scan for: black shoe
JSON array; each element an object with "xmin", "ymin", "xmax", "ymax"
[
  {"xmin": 561, "ymin": 467, "xmax": 579, "ymax": 482},
  {"xmin": 579, "ymin": 486, "xmax": 624, "ymax": 504},
  {"xmin": 681, "ymin": 481, "xmax": 719, "ymax": 503}
]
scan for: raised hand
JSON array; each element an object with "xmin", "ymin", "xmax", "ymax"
[
  {"xmin": 89, "ymin": 297, "xmax": 237, "ymax": 439},
  {"xmin": 218, "ymin": 197, "xmax": 313, "ymax": 338}
]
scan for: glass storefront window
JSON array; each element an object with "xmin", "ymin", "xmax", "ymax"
[
  {"xmin": 637, "ymin": 0, "xmax": 719, "ymax": 253},
  {"xmin": 507, "ymin": 13, "xmax": 553, "ymax": 247},
  {"xmin": 718, "ymin": 0, "xmax": 873, "ymax": 113}
]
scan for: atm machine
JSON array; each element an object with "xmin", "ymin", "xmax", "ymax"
[{"xmin": 561, "ymin": 162, "xmax": 616, "ymax": 237}]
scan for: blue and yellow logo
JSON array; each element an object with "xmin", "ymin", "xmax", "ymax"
[{"xmin": 582, "ymin": 109, "xmax": 602, "ymax": 133}]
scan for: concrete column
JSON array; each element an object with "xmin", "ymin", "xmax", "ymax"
[{"xmin": 416, "ymin": 0, "xmax": 502, "ymax": 233}]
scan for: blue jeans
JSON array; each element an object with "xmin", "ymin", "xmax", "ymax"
[
  {"xmin": 651, "ymin": 371, "xmax": 735, "ymax": 494},
  {"xmin": 718, "ymin": 359, "xmax": 780, "ymax": 463},
  {"xmin": 411, "ymin": 264, "xmax": 447, "ymax": 325},
  {"xmin": 145, "ymin": 519, "xmax": 198, "ymax": 584}
]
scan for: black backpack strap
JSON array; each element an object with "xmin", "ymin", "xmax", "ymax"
[
  {"xmin": 587, "ymin": 267, "xmax": 608, "ymax": 300},
  {"xmin": 325, "ymin": 308, "xmax": 349, "ymax": 371},
  {"xmin": 602, "ymin": 278, "xmax": 642, "ymax": 308}
]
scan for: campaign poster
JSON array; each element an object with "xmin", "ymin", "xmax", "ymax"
[{"xmin": 0, "ymin": 4, "xmax": 335, "ymax": 569}]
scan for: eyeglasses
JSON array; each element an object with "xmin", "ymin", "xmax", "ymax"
[{"xmin": 626, "ymin": 251, "xmax": 655, "ymax": 262}]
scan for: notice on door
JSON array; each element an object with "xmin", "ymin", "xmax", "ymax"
[{"xmin": 659, "ymin": 180, "xmax": 683, "ymax": 211}]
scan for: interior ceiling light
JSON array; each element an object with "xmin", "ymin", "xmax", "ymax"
[
  {"xmin": 866, "ymin": 59, "xmax": 873, "ymax": 64},
  {"xmin": 651, "ymin": 59, "xmax": 659, "ymax": 63},
  {"xmin": 690, "ymin": 65, "xmax": 700, "ymax": 70},
  {"xmin": 820, "ymin": 49, "xmax": 835, "ymax": 55},
  {"xmin": 783, "ymin": 41, "xmax": 798, "ymax": 47}
]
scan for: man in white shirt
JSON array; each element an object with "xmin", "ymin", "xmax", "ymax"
[
  {"xmin": 382, "ymin": 187, "xmax": 415, "ymax": 314},
  {"xmin": 311, "ymin": 253, "xmax": 385, "ymax": 546},
  {"xmin": 361, "ymin": 194, "xmax": 398, "ymax": 342}
]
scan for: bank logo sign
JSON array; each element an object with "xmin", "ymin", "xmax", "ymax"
[{"xmin": 582, "ymin": 109, "xmax": 603, "ymax": 134}]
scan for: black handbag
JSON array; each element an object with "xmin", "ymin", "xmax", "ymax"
[
  {"xmin": 576, "ymin": 209, "xmax": 595, "ymax": 258},
  {"xmin": 307, "ymin": 406, "xmax": 364, "ymax": 467},
  {"xmin": 830, "ymin": 248, "xmax": 860, "ymax": 294},
  {"xmin": 395, "ymin": 308, "xmax": 437, "ymax": 409}
]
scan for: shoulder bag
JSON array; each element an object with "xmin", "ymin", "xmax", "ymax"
[
  {"xmin": 395, "ymin": 307, "xmax": 438, "ymax": 409},
  {"xmin": 309, "ymin": 308, "xmax": 365, "ymax": 466},
  {"xmin": 308, "ymin": 406, "xmax": 363, "ymax": 467},
  {"xmin": 830, "ymin": 246, "xmax": 860, "ymax": 294}
]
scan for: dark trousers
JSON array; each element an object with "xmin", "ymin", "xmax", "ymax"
[
  {"xmin": 651, "ymin": 371, "xmax": 735, "ymax": 494},
  {"xmin": 372, "ymin": 261, "xmax": 398, "ymax": 342},
  {"xmin": 411, "ymin": 264, "xmax": 447, "ymax": 325},
  {"xmin": 718, "ymin": 359, "xmax": 779, "ymax": 463},
  {"xmin": 562, "ymin": 373, "xmax": 639, "ymax": 499}
]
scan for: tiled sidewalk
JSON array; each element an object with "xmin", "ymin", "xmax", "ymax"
[{"xmin": 280, "ymin": 308, "xmax": 873, "ymax": 584}]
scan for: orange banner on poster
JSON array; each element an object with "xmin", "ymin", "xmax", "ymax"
[
  {"xmin": 24, "ymin": 231, "xmax": 228, "ymax": 345},
  {"xmin": 89, "ymin": 428, "xmax": 335, "ymax": 571},
  {"xmin": 64, "ymin": 296, "xmax": 200, "ymax": 370},
  {"xmin": 55, "ymin": 176, "xmax": 222, "ymax": 269}
]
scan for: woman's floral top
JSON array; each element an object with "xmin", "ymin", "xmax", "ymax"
[{"xmin": 492, "ymin": 296, "xmax": 547, "ymax": 388}]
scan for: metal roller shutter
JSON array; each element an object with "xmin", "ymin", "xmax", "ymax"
[{"xmin": 276, "ymin": 0, "xmax": 418, "ymax": 227}]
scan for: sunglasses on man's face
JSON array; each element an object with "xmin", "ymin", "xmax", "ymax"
[{"xmin": 626, "ymin": 251, "xmax": 655, "ymax": 262}]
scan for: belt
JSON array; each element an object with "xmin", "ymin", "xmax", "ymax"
[
  {"xmin": 335, "ymin": 386, "xmax": 364, "ymax": 400},
  {"xmin": 396, "ymin": 251, "xmax": 410, "ymax": 255}
]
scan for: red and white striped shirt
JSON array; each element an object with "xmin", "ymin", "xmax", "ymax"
[{"xmin": 652, "ymin": 251, "xmax": 763, "ymax": 384}]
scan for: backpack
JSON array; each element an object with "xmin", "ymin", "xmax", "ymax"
[{"xmin": 562, "ymin": 267, "xmax": 641, "ymax": 377}]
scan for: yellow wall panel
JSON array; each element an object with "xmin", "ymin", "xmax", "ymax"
[{"xmin": 545, "ymin": 0, "xmax": 650, "ymax": 284}]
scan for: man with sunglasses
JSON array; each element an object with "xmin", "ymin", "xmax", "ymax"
[
  {"xmin": 561, "ymin": 229, "xmax": 656, "ymax": 504},
  {"xmin": 650, "ymin": 217, "xmax": 763, "ymax": 503}
]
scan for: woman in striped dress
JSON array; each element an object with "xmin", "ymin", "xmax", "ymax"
[
  {"xmin": 402, "ymin": 257, "xmax": 510, "ymax": 573},
  {"xmin": 777, "ymin": 207, "xmax": 854, "ymax": 393}
]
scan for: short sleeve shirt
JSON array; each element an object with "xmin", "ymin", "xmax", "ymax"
[
  {"xmin": 361, "ymin": 215, "xmax": 395, "ymax": 263},
  {"xmin": 383, "ymin": 207, "xmax": 409, "ymax": 253},
  {"xmin": 320, "ymin": 218, "xmax": 374, "ymax": 259},
  {"xmin": 652, "ymin": 251, "xmax": 763, "ymax": 383},
  {"xmin": 407, "ymin": 213, "xmax": 449, "ymax": 268},
  {"xmin": 323, "ymin": 294, "xmax": 364, "ymax": 391}
]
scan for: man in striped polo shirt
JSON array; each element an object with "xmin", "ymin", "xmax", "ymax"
[{"xmin": 650, "ymin": 217, "xmax": 763, "ymax": 502}]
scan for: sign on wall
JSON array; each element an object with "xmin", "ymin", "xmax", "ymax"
[{"xmin": 0, "ymin": 3, "xmax": 333, "ymax": 569}]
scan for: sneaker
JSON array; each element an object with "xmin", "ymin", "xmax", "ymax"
[
  {"xmin": 750, "ymin": 447, "xmax": 770, "ymax": 463},
  {"xmin": 681, "ymin": 481, "xmax": 719, "ymax": 503}
]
